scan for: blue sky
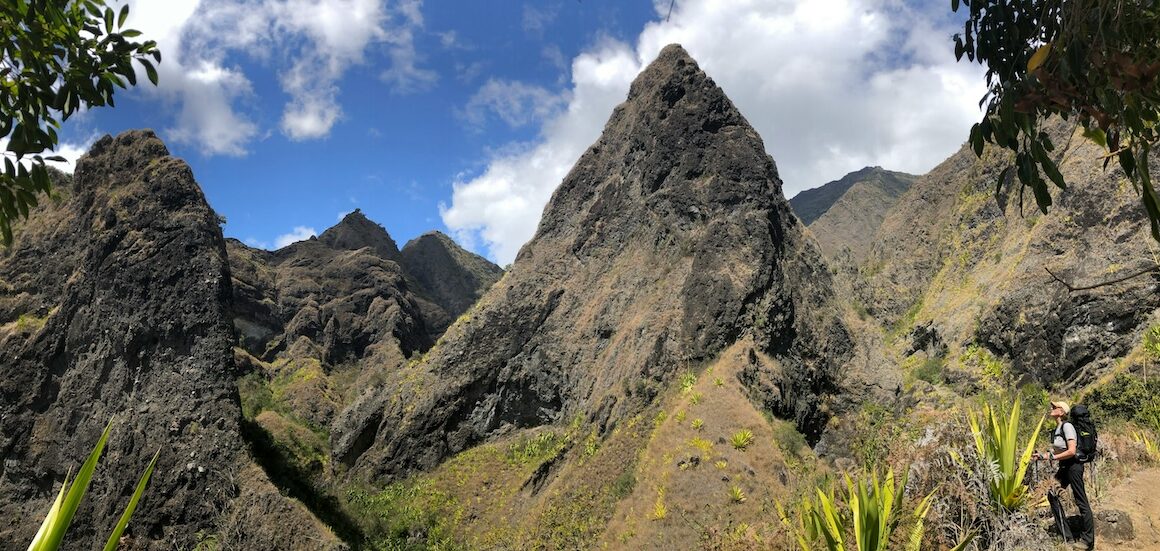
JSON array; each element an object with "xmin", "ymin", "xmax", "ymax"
[{"xmin": 50, "ymin": 0, "xmax": 984, "ymax": 264}]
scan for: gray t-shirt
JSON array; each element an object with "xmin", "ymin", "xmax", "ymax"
[{"xmin": 1053, "ymin": 422, "xmax": 1077, "ymax": 453}]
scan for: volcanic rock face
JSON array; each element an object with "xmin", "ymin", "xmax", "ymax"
[
  {"xmin": 0, "ymin": 131, "xmax": 340, "ymax": 549},
  {"xmin": 400, "ymin": 231, "xmax": 505, "ymax": 337},
  {"xmin": 794, "ymin": 167, "xmax": 916, "ymax": 262},
  {"xmin": 334, "ymin": 44, "xmax": 853, "ymax": 481},
  {"xmin": 859, "ymin": 119, "xmax": 1160, "ymax": 387}
]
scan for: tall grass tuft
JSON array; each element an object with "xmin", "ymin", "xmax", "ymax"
[
  {"xmin": 28, "ymin": 418, "xmax": 160, "ymax": 551},
  {"xmin": 962, "ymin": 396, "xmax": 1044, "ymax": 511}
]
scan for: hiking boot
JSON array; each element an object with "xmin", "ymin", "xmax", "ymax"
[{"xmin": 1069, "ymin": 542, "xmax": 1093, "ymax": 551}]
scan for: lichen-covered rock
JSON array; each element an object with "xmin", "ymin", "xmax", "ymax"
[
  {"xmin": 0, "ymin": 130, "xmax": 342, "ymax": 550},
  {"xmin": 333, "ymin": 44, "xmax": 853, "ymax": 481}
]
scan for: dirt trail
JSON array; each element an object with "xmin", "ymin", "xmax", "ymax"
[{"xmin": 1098, "ymin": 467, "xmax": 1160, "ymax": 550}]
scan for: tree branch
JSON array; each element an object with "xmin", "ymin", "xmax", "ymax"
[{"xmin": 1045, "ymin": 264, "xmax": 1160, "ymax": 292}]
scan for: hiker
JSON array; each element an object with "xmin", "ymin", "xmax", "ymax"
[{"xmin": 1033, "ymin": 400, "xmax": 1095, "ymax": 550}]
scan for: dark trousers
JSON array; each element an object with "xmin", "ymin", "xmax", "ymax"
[{"xmin": 1056, "ymin": 460, "xmax": 1095, "ymax": 546}]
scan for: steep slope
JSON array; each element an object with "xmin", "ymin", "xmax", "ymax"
[
  {"xmin": 400, "ymin": 231, "xmax": 505, "ymax": 336},
  {"xmin": 0, "ymin": 131, "xmax": 341, "ymax": 549},
  {"xmin": 803, "ymin": 167, "xmax": 917, "ymax": 262},
  {"xmin": 860, "ymin": 119, "xmax": 1160, "ymax": 388},
  {"xmin": 333, "ymin": 44, "xmax": 855, "ymax": 486},
  {"xmin": 789, "ymin": 166, "xmax": 914, "ymax": 225}
]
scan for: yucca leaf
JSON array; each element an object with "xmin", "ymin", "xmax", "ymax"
[
  {"xmin": 36, "ymin": 420, "xmax": 114, "ymax": 550},
  {"xmin": 102, "ymin": 447, "xmax": 160, "ymax": 551},
  {"xmin": 949, "ymin": 530, "xmax": 979, "ymax": 551},
  {"xmin": 27, "ymin": 472, "xmax": 69, "ymax": 551}
]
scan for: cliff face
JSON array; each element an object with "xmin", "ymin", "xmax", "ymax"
[
  {"xmin": 333, "ymin": 44, "xmax": 854, "ymax": 482},
  {"xmin": 859, "ymin": 119, "xmax": 1160, "ymax": 388},
  {"xmin": 0, "ymin": 131, "xmax": 340, "ymax": 550}
]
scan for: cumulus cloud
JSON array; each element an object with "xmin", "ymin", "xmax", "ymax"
[
  {"xmin": 461, "ymin": 79, "xmax": 569, "ymax": 129},
  {"xmin": 0, "ymin": 132, "xmax": 100, "ymax": 174},
  {"xmin": 274, "ymin": 226, "xmax": 318, "ymax": 248},
  {"xmin": 442, "ymin": 0, "xmax": 986, "ymax": 264},
  {"xmin": 125, "ymin": 0, "xmax": 432, "ymax": 153}
]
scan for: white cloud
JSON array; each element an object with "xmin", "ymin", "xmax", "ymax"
[
  {"xmin": 522, "ymin": 3, "xmax": 560, "ymax": 34},
  {"xmin": 274, "ymin": 226, "xmax": 317, "ymax": 248},
  {"xmin": 461, "ymin": 79, "xmax": 569, "ymax": 129},
  {"xmin": 124, "ymin": 0, "xmax": 432, "ymax": 153},
  {"xmin": 0, "ymin": 132, "xmax": 100, "ymax": 174},
  {"xmin": 442, "ymin": 0, "xmax": 986, "ymax": 264}
]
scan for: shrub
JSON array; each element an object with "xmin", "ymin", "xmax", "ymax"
[
  {"xmin": 714, "ymin": 377, "xmax": 724, "ymax": 387},
  {"xmin": 1085, "ymin": 373, "xmax": 1160, "ymax": 432},
  {"xmin": 913, "ymin": 356, "xmax": 944, "ymax": 385},
  {"xmin": 689, "ymin": 392, "xmax": 703, "ymax": 406},
  {"xmin": 679, "ymin": 372, "xmax": 697, "ymax": 393},
  {"xmin": 962, "ymin": 396, "xmax": 1044, "ymax": 511},
  {"xmin": 730, "ymin": 429, "xmax": 754, "ymax": 450},
  {"xmin": 691, "ymin": 418, "xmax": 703, "ymax": 430},
  {"xmin": 773, "ymin": 421, "xmax": 808, "ymax": 458}
]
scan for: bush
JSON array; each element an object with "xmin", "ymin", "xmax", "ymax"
[
  {"xmin": 1085, "ymin": 373, "xmax": 1160, "ymax": 432},
  {"xmin": 914, "ymin": 356, "xmax": 945, "ymax": 385}
]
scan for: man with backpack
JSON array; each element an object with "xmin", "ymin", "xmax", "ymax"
[{"xmin": 1033, "ymin": 400, "xmax": 1096, "ymax": 550}]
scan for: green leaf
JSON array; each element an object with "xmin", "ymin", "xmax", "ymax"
[
  {"xmin": 117, "ymin": 4, "xmax": 128, "ymax": 28},
  {"xmin": 1082, "ymin": 127, "xmax": 1107, "ymax": 148},
  {"xmin": 103, "ymin": 448, "xmax": 160, "ymax": 551},
  {"xmin": 35, "ymin": 419, "xmax": 114, "ymax": 550},
  {"xmin": 1033, "ymin": 142, "xmax": 1066, "ymax": 190},
  {"xmin": 140, "ymin": 59, "xmax": 158, "ymax": 86},
  {"xmin": 970, "ymin": 123, "xmax": 984, "ymax": 157}
]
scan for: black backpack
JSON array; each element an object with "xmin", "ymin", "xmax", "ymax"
[{"xmin": 1071, "ymin": 404, "xmax": 1098, "ymax": 463}]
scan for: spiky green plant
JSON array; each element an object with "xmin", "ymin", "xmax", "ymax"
[
  {"xmin": 963, "ymin": 396, "xmax": 1045, "ymax": 510},
  {"xmin": 776, "ymin": 467, "xmax": 970, "ymax": 551},
  {"xmin": 730, "ymin": 429, "xmax": 754, "ymax": 450},
  {"xmin": 679, "ymin": 372, "xmax": 697, "ymax": 393},
  {"xmin": 729, "ymin": 484, "xmax": 746, "ymax": 503},
  {"xmin": 691, "ymin": 418, "xmax": 704, "ymax": 431},
  {"xmin": 28, "ymin": 419, "xmax": 160, "ymax": 551},
  {"xmin": 1134, "ymin": 430, "xmax": 1160, "ymax": 459}
]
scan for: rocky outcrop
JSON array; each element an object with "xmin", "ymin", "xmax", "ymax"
[
  {"xmin": 0, "ymin": 130, "xmax": 341, "ymax": 549},
  {"xmin": 799, "ymin": 167, "xmax": 916, "ymax": 263},
  {"xmin": 228, "ymin": 234, "xmax": 430, "ymax": 370},
  {"xmin": 860, "ymin": 119, "xmax": 1160, "ymax": 388},
  {"xmin": 400, "ymin": 231, "xmax": 504, "ymax": 336},
  {"xmin": 318, "ymin": 209, "xmax": 401, "ymax": 261},
  {"xmin": 333, "ymin": 44, "xmax": 853, "ymax": 482},
  {"xmin": 790, "ymin": 166, "xmax": 914, "ymax": 226}
]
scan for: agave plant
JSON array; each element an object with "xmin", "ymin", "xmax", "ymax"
[
  {"xmin": 962, "ymin": 396, "xmax": 1045, "ymax": 511},
  {"xmin": 776, "ymin": 467, "xmax": 972, "ymax": 551},
  {"xmin": 28, "ymin": 419, "xmax": 160, "ymax": 551}
]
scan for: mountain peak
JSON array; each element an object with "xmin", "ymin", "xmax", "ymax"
[{"xmin": 318, "ymin": 208, "xmax": 400, "ymax": 259}]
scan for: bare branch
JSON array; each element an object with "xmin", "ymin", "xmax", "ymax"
[{"xmin": 1045, "ymin": 263, "xmax": 1160, "ymax": 292}]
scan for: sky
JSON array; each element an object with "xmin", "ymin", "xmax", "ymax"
[{"xmin": 50, "ymin": 0, "xmax": 986, "ymax": 265}]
